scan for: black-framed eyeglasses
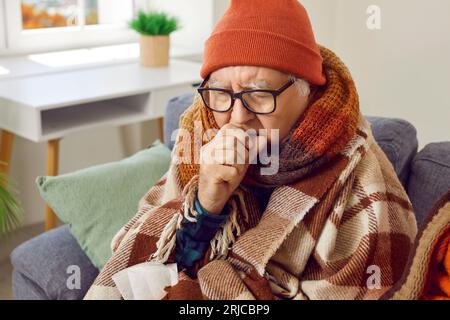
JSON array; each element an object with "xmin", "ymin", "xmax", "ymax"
[{"xmin": 197, "ymin": 75, "xmax": 296, "ymax": 115}]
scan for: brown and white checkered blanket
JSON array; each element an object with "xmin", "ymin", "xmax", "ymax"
[{"xmin": 85, "ymin": 47, "xmax": 417, "ymax": 300}]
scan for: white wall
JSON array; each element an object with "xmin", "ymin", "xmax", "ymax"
[
  {"xmin": 302, "ymin": 0, "xmax": 449, "ymax": 147},
  {"xmin": 331, "ymin": 0, "xmax": 450, "ymax": 148},
  {"xmin": 301, "ymin": 0, "xmax": 337, "ymax": 48}
]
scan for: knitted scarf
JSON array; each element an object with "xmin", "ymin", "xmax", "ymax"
[{"xmin": 85, "ymin": 47, "xmax": 417, "ymax": 300}]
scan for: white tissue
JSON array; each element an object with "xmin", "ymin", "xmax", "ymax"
[{"xmin": 112, "ymin": 262, "xmax": 178, "ymax": 300}]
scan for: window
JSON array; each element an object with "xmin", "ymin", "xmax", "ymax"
[
  {"xmin": 21, "ymin": 0, "xmax": 81, "ymax": 30},
  {"xmin": 0, "ymin": 0, "xmax": 6, "ymax": 49},
  {"xmin": 3, "ymin": 0, "xmax": 137, "ymax": 54},
  {"xmin": 0, "ymin": 0, "xmax": 215, "ymax": 57}
]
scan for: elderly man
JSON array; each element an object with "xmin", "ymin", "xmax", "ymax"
[{"xmin": 86, "ymin": 0, "xmax": 417, "ymax": 300}]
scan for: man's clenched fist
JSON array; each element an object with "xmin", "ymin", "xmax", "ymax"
[{"xmin": 197, "ymin": 123, "xmax": 267, "ymax": 214}]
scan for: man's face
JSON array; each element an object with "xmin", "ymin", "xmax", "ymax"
[{"xmin": 208, "ymin": 66, "xmax": 310, "ymax": 141}]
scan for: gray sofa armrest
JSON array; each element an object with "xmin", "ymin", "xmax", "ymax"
[
  {"xmin": 163, "ymin": 93, "xmax": 195, "ymax": 150},
  {"xmin": 365, "ymin": 116, "xmax": 418, "ymax": 188},
  {"xmin": 10, "ymin": 225, "xmax": 98, "ymax": 300}
]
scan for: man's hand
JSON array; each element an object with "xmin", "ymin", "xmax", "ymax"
[{"xmin": 197, "ymin": 123, "xmax": 266, "ymax": 215}]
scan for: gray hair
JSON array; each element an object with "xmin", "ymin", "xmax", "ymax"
[{"xmin": 289, "ymin": 75, "xmax": 311, "ymax": 97}]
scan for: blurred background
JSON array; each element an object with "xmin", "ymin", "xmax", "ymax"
[{"xmin": 0, "ymin": 0, "xmax": 449, "ymax": 293}]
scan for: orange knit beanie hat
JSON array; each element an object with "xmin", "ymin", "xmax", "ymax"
[{"xmin": 200, "ymin": 0, "xmax": 326, "ymax": 86}]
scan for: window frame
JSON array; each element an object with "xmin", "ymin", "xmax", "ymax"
[
  {"xmin": 3, "ymin": 0, "xmax": 138, "ymax": 55},
  {"xmin": 0, "ymin": 0, "xmax": 6, "ymax": 50}
]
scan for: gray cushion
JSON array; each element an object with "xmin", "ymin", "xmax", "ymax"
[
  {"xmin": 365, "ymin": 116, "xmax": 418, "ymax": 188},
  {"xmin": 164, "ymin": 93, "xmax": 195, "ymax": 150},
  {"xmin": 10, "ymin": 225, "xmax": 99, "ymax": 300},
  {"xmin": 407, "ymin": 142, "xmax": 450, "ymax": 226},
  {"xmin": 163, "ymin": 93, "xmax": 418, "ymax": 187}
]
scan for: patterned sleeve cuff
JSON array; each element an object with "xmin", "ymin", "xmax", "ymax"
[
  {"xmin": 193, "ymin": 193, "xmax": 230, "ymax": 219},
  {"xmin": 180, "ymin": 194, "xmax": 231, "ymax": 242}
]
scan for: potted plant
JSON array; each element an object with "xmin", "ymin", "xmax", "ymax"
[
  {"xmin": 0, "ymin": 170, "xmax": 23, "ymax": 237},
  {"xmin": 129, "ymin": 11, "xmax": 180, "ymax": 67}
]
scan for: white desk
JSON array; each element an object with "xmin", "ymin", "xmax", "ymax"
[{"xmin": 0, "ymin": 58, "xmax": 202, "ymax": 229}]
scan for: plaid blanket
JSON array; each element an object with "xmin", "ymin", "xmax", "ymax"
[
  {"xmin": 384, "ymin": 190, "xmax": 450, "ymax": 300},
  {"xmin": 85, "ymin": 47, "xmax": 417, "ymax": 300}
]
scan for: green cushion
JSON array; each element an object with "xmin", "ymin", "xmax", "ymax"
[{"xmin": 36, "ymin": 141, "xmax": 171, "ymax": 270}]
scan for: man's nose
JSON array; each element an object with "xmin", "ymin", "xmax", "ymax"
[{"xmin": 230, "ymin": 98, "xmax": 255, "ymax": 125}]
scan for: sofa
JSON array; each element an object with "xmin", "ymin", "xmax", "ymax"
[{"xmin": 10, "ymin": 93, "xmax": 450, "ymax": 300}]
